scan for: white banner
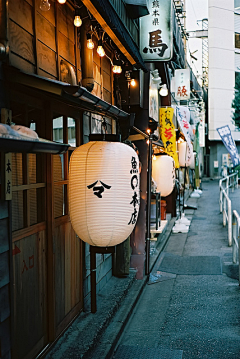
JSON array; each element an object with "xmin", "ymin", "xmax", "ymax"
[
  {"xmin": 176, "ymin": 106, "xmax": 193, "ymax": 149},
  {"xmin": 175, "ymin": 69, "xmax": 190, "ymax": 100}
]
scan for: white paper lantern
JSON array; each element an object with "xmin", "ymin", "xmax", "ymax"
[
  {"xmin": 152, "ymin": 155, "xmax": 175, "ymax": 197},
  {"xmin": 178, "ymin": 141, "xmax": 193, "ymax": 167},
  {"xmin": 69, "ymin": 141, "xmax": 140, "ymax": 247}
]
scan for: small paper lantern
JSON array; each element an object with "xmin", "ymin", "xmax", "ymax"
[
  {"xmin": 152, "ymin": 155, "xmax": 175, "ymax": 197},
  {"xmin": 69, "ymin": 141, "xmax": 140, "ymax": 247},
  {"xmin": 189, "ymin": 152, "xmax": 196, "ymax": 170},
  {"xmin": 178, "ymin": 141, "xmax": 193, "ymax": 167}
]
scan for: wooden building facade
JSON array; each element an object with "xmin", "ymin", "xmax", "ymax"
[{"xmin": 0, "ymin": 0, "xmax": 148, "ymax": 358}]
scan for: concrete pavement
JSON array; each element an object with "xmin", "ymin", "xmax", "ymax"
[
  {"xmin": 112, "ymin": 178, "xmax": 240, "ymax": 359},
  {"xmin": 45, "ymin": 178, "xmax": 240, "ymax": 359}
]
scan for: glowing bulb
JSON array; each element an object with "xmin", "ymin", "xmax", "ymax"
[
  {"xmin": 159, "ymin": 84, "xmax": 168, "ymax": 97},
  {"xmin": 130, "ymin": 78, "xmax": 136, "ymax": 87},
  {"xmin": 58, "ymin": 0, "xmax": 66, "ymax": 3},
  {"xmin": 146, "ymin": 129, "xmax": 151, "ymax": 135},
  {"xmin": 87, "ymin": 38, "xmax": 94, "ymax": 49},
  {"xmin": 113, "ymin": 65, "xmax": 119, "ymax": 74},
  {"xmin": 153, "ymin": 155, "xmax": 157, "ymax": 160},
  {"xmin": 113, "ymin": 65, "xmax": 122, "ymax": 74},
  {"xmin": 146, "ymin": 139, "xmax": 149, "ymax": 145},
  {"xmin": 97, "ymin": 45, "xmax": 105, "ymax": 57},
  {"xmin": 40, "ymin": 0, "xmax": 50, "ymax": 11},
  {"xmin": 74, "ymin": 15, "xmax": 82, "ymax": 27}
]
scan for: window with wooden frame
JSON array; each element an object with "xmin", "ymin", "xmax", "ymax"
[
  {"xmin": 10, "ymin": 104, "xmax": 46, "ymax": 235},
  {"xmin": 12, "ymin": 152, "xmax": 46, "ymax": 232},
  {"xmin": 52, "ymin": 115, "xmax": 77, "ymax": 219}
]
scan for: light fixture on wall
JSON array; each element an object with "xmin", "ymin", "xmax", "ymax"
[
  {"xmin": 159, "ymin": 84, "xmax": 168, "ymax": 97},
  {"xmin": 151, "ymin": 69, "xmax": 161, "ymax": 85},
  {"xmin": 97, "ymin": 38, "xmax": 105, "ymax": 57},
  {"xmin": 74, "ymin": 8, "xmax": 82, "ymax": 27},
  {"xmin": 40, "ymin": 0, "xmax": 50, "ymax": 11},
  {"xmin": 86, "ymin": 32, "xmax": 94, "ymax": 49},
  {"xmin": 57, "ymin": 0, "xmax": 66, "ymax": 3},
  {"xmin": 112, "ymin": 59, "xmax": 122, "ymax": 74}
]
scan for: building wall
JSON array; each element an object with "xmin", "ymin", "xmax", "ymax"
[
  {"xmin": 209, "ymin": 142, "xmax": 240, "ymax": 177},
  {"xmin": 208, "ymin": 0, "xmax": 237, "ymax": 140}
]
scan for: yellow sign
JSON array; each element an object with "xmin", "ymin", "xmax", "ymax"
[{"xmin": 159, "ymin": 107, "xmax": 179, "ymax": 168}]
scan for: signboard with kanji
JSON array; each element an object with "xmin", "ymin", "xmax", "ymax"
[
  {"xmin": 139, "ymin": 0, "xmax": 173, "ymax": 61},
  {"xmin": 175, "ymin": 69, "xmax": 190, "ymax": 100},
  {"xmin": 217, "ymin": 125, "xmax": 240, "ymax": 167},
  {"xmin": 159, "ymin": 107, "xmax": 179, "ymax": 168}
]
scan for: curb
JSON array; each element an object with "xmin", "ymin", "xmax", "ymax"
[{"xmin": 84, "ymin": 217, "xmax": 176, "ymax": 359}]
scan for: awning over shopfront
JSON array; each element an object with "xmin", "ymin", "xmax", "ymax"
[
  {"xmin": 81, "ymin": 0, "xmax": 148, "ymax": 72},
  {"xmin": 0, "ymin": 136, "xmax": 69, "ymax": 154},
  {"xmin": 5, "ymin": 66, "xmax": 131, "ymax": 122}
]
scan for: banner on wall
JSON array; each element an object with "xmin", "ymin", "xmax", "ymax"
[
  {"xmin": 139, "ymin": 0, "xmax": 173, "ymax": 61},
  {"xmin": 159, "ymin": 107, "xmax": 179, "ymax": 168},
  {"xmin": 217, "ymin": 125, "xmax": 240, "ymax": 167},
  {"xmin": 176, "ymin": 106, "xmax": 192, "ymax": 149},
  {"xmin": 175, "ymin": 69, "xmax": 190, "ymax": 100}
]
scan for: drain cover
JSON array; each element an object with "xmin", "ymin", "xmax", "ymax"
[
  {"xmin": 113, "ymin": 345, "xmax": 183, "ymax": 359},
  {"xmin": 158, "ymin": 254, "xmax": 222, "ymax": 275}
]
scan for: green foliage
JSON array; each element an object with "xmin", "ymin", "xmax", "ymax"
[{"xmin": 232, "ymin": 74, "xmax": 240, "ymax": 128}]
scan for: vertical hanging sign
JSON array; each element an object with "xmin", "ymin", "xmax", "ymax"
[
  {"xmin": 217, "ymin": 125, "xmax": 240, "ymax": 167},
  {"xmin": 159, "ymin": 107, "xmax": 179, "ymax": 168},
  {"xmin": 175, "ymin": 69, "xmax": 190, "ymax": 100},
  {"xmin": 139, "ymin": 0, "xmax": 173, "ymax": 61},
  {"xmin": 5, "ymin": 153, "xmax": 12, "ymax": 200}
]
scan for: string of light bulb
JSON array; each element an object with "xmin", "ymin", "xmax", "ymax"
[{"xmin": 39, "ymin": 0, "xmax": 124, "ymax": 75}]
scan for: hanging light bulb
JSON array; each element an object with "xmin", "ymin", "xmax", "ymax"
[
  {"xmin": 112, "ymin": 59, "xmax": 122, "ymax": 74},
  {"xmin": 86, "ymin": 33, "xmax": 94, "ymax": 50},
  {"xmin": 130, "ymin": 78, "xmax": 136, "ymax": 87},
  {"xmin": 57, "ymin": 0, "xmax": 66, "ymax": 3},
  {"xmin": 159, "ymin": 84, "xmax": 168, "ymax": 97},
  {"xmin": 40, "ymin": 0, "xmax": 50, "ymax": 11},
  {"xmin": 74, "ymin": 9, "xmax": 82, "ymax": 27},
  {"xmin": 97, "ymin": 39, "xmax": 105, "ymax": 57}
]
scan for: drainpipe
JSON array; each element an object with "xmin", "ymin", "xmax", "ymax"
[{"xmin": 80, "ymin": 21, "xmax": 94, "ymax": 92}]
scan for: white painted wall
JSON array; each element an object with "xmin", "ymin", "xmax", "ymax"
[{"xmin": 208, "ymin": 0, "xmax": 238, "ymax": 140}]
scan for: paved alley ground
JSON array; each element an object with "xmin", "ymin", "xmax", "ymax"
[{"xmin": 112, "ymin": 179, "xmax": 240, "ymax": 359}]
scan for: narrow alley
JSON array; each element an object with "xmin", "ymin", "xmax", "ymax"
[{"xmin": 110, "ymin": 179, "xmax": 240, "ymax": 359}]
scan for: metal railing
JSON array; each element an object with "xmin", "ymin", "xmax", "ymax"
[
  {"xmin": 219, "ymin": 172, "xmax": 238, "ymax": 246},
  {"xmin": 232, "ymin": 210, "xmax": 240, "ymax": 265}
]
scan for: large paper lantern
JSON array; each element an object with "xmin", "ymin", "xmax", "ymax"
[
  {"xmin": 152, "ymin": 155, "xmax": 175, "ymax": 197},
  {"xmin": 69, "ymin": 141, "xmax": 140, "ymax": 247},
  {"xmin": 178, "ymin": 141, "xmax": 193, "ymax": 167}
]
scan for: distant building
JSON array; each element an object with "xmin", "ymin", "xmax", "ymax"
[{"xmin": 207, "ymin": 0, "xmax": 240, "ymax": 177}]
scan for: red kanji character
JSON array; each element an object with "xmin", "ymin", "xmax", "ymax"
[
  {"xmin": 164, "ymin": 128, "xmax": 173, "ymax": 140},
  {"xmin": 183, "ymin": 120, "xmax": 189, "ymax": 129},
  {"xmin": 22, "ymin": 260, "xmax": 28, "ymax": 274}
]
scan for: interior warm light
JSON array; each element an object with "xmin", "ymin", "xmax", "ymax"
[
  {"xmin": 159, "ymin": 84, "xmax": 168, "ymax": 96},
  {"xmin": 74, "ymin": 15, "xmax": 82, "ymax": 27},
  {"xmin": 146, "ymin": 139, "xmax": 149, "ymax": 145},
  {"xmin": 40, "ymin": 0, "xmax": 50, "ymax": 11},
  {"xmin": 153, "ymin": 155, "xmax": 157, "ymax": 160},
  {"xmin": 146, "ymin": 129, "xmax": 151, "ymax": 135},
  {"xmin": 130, "ymin": 78, "xmax": 136, "ymax": 87},
  {"xmin": 58, "ymin": 0, "xmax": 66, "ymax": 3},
  {"xmin": 97, "ymin": 45, "xmax": 105, "ymax": 57}
]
